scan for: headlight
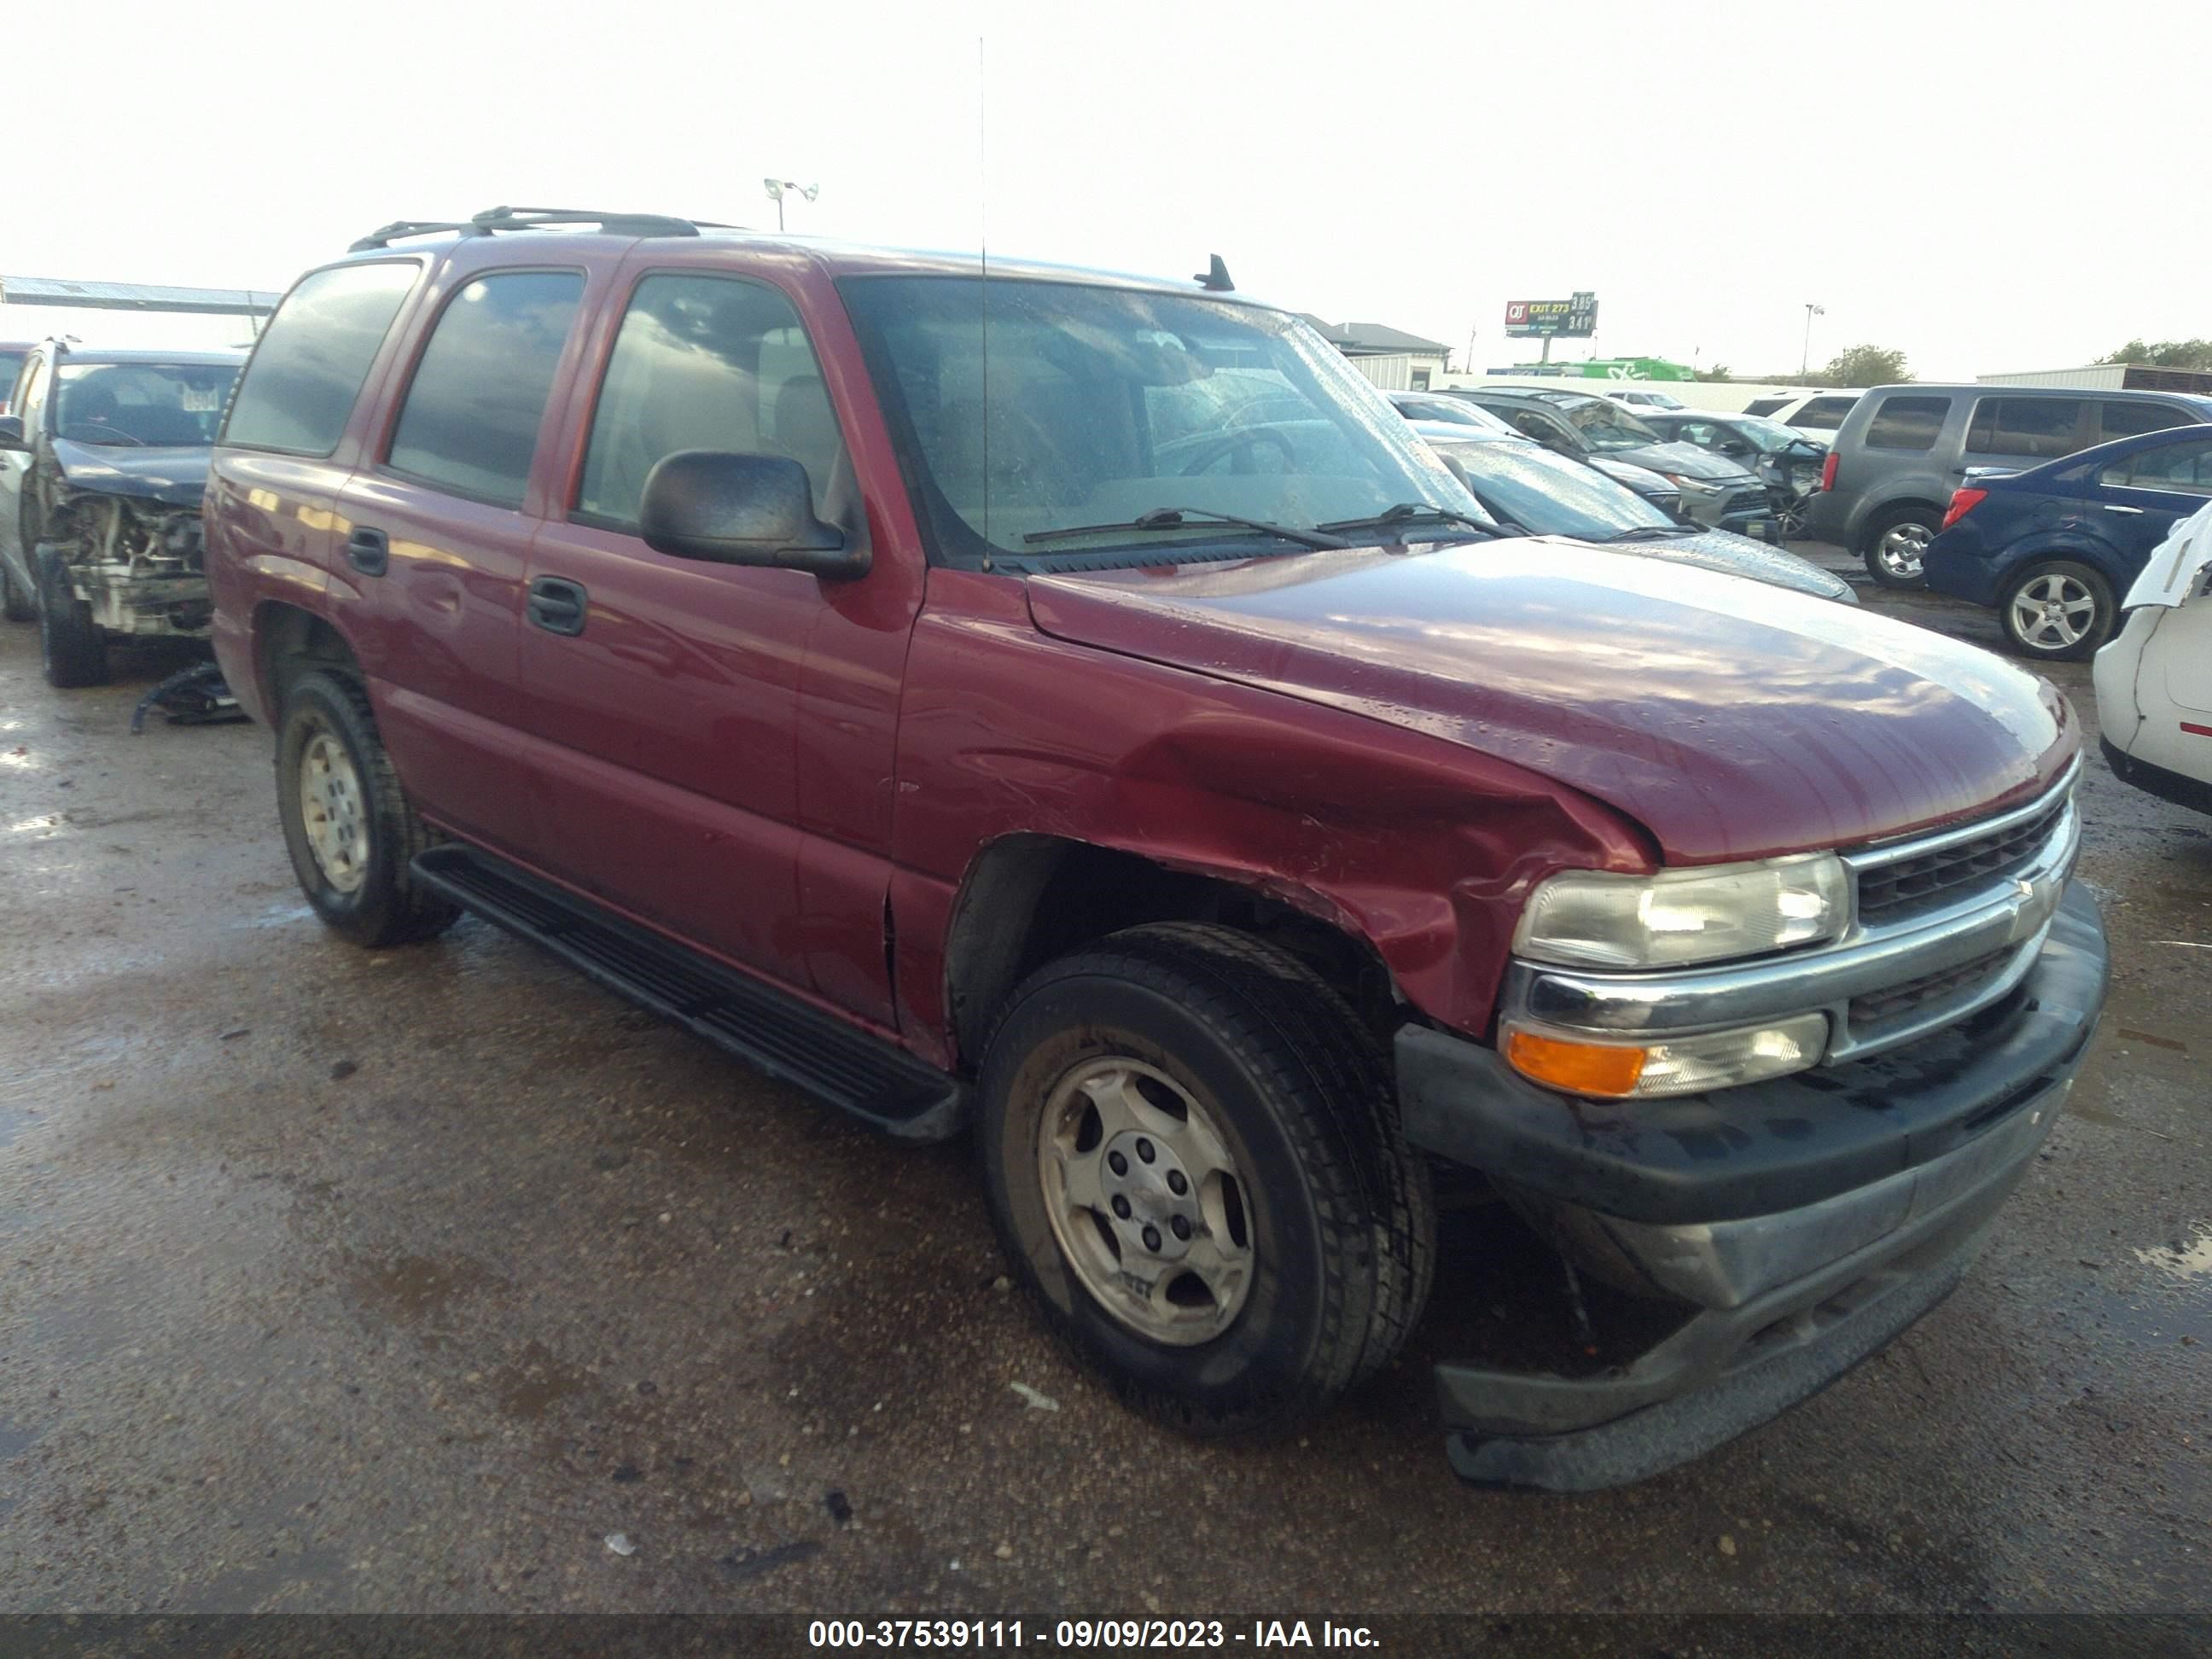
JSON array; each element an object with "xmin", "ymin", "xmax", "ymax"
[
  {"xmin": 1503, "ymin": 1013, "xmax": 1829, "ymax": 1098},
  {"xmin": 1513, "ymin": 853, "xmax": 1850, "ymax": 970}
]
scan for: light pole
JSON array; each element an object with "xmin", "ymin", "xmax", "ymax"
[
  {"xmin": 1801, "ymin": 302, "xmax": 1825, "ymax": 380},
  {"xmin": 762, "ymin": 178, "xmax": 818, "ymax": 233}
]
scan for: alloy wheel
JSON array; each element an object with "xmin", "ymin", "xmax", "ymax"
[
  {"xmin": 1035, "ymin": 1057, "xmax": 1254, "ymax": 1346},
  {"xmin": 299, "ymin": 731, "xmax": 370, "ymax": 894},
  {"xmin": 2009, "ymin": 573, "xmax": 2098, "ymax": 652}
]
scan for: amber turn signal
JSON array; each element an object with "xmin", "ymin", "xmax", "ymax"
[{"xmin": 1503, "ymin": 1028, "xmax": 1648, "ymax": 1097}]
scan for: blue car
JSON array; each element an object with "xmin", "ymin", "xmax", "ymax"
[{"xmin": 1924, "ymin": 423, "xmax": 2212, "ymax": 661}]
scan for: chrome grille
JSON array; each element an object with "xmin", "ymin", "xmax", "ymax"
[
  {"xmin": 1848, "ymin": 946, "xmax": 2011, "ymax": 1029},
  {"xmin": 1854, "ymin": 792, "xmax": 2071, "ymax": 923}
]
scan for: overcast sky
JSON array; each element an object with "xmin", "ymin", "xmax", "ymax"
[{"xmin": 8, "ymin": 0, "xmax": 2203, "ymax": 381}]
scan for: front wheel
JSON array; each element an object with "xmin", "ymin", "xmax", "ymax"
[
  {"xmin": 276, "ymin": 669, "xmax": 459, "ymax": 947},
  {"xmin": 2000, "ymin": 559, "xmax": 2115, "ymax": 662},
  {"xmin": 979, "ymin": 923, "xmax": 1435, "ymax": 1438},
  {"xmin": 1860, "ymin": 509, "xmax": 1936, "ymax": 588},
  {"xmin": 34, "ymin": 546, "xmax": 109, "ymax": 687}
]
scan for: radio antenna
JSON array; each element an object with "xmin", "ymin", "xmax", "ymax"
[{"xmin": 977, "ymin": 32, "xmax": 991, "ymax": 562}]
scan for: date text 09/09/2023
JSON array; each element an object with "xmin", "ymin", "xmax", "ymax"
[{"xmin": 807, "ymin": 1620, "xmax": 1382, "ymax": 1650}]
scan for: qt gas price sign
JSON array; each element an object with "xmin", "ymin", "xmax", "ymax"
[{"xmin": 1503, "ymin": 292, "xmax": 1598, "ymax": 337}]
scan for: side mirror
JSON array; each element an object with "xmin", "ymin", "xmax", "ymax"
[
  {"xmin": 638, "ymin": 451, "xmax": 868, "ymax": 579},
  {"xmin": 0, "ymin": 414, "xmax": 26, "ymax": 452},
  {"xmin": 1439, "ymin": 452, "xmax": 1473, "ymax": 491}
]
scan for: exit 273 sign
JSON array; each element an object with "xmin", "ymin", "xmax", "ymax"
[{"xmin": 1504, "ymin": 292, "xmax": 1598, "ymax": 338}]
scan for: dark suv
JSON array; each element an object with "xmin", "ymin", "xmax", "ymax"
[
  {"xmin": 0, "ymin": 342, "xmax": 244, "ymax": 684},
  {"xmin": 203, "ymin": 208, "xmax": 2106, "ymax": 1489}
]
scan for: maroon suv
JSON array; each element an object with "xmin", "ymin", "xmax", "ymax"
[{"xmin": 204, "ymin": 208, "xmax": 2108, "ymax": 1489}]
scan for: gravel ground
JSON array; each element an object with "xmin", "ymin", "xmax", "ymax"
[{"xmin": 0, "ymin": 550, "xmax": 2205, "ymax": 1621}]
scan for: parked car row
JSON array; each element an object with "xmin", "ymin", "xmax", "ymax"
[
  {"xmin": 1807, "ymin": 382, "xmax": 2212, "ymax": 590},
  {"xmin": 1402, "ymin": 420, "xmax": 1851, "ymax": 602}
]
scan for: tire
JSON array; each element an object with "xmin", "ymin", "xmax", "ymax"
[
  {"xmin": 979, "ymin": 922, "xmax": 1435, "ymax": 1438},
  {"xmin": 1859, "ymin": 506, "xmax": 1938, "ymax": 589},
  {"xmin": 275, "ymin": 668, "xmax": 460, "ymax": 947},
  {"xmin": 0, "ymin": 558, "xmax": 33, "ymax": 624},
  {"xmin": 33, "ymin": 545, "xmax": 109, "ymax": 688},
  {"xmin": 2000, "ymin": 559, "xmax": 2115, "ymax": 663}
]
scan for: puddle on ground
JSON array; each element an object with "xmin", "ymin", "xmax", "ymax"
[
  {"xmin": 2136, "ymin": 1226, "xmax": 2212, "ymax": 1284},
  {"xmin": 344, "ymin": 1254, "xmax": 504, "ymax": 1335},
  {"xmin": 488, "ymin": 1338, "xmax": 595, "ymax": 1421}
]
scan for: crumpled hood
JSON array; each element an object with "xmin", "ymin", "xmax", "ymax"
[
  {"xmin": 1575, "ymin": 528, "xmax": 1855, "ymax": 602},
  {"xmin": 50, "ymin": 439, "xmax": 211, "ymax": 508},
  {"xmin": 1026, "ymin": 540, "xmax": 2074, "ymax": 864},
  {"xmin": 1610, "ymin": 440, "xmax": 1756, "ymax": 482}
]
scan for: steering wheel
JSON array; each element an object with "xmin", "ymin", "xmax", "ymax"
[
  {"xmin": 1178, "ymin": 427, "xmax": 1296, "ymax": 476},
  {"xmin": 59, "ymin": 422, "xmax": 146, "ymax": 446}
]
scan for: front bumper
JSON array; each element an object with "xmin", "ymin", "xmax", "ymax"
[{"xmin": 1394, "ymin": 882, "xmax": 2108, "ymax": 1490}]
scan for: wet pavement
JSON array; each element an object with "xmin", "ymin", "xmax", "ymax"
[{"xmin": 0, "ymin": 556, "xmax": 2205, "ymax": 1619}]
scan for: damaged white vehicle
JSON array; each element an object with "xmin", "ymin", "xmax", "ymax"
[{"xmin": 0, "ymin": 345, "xmax": 243, "ymax": 687}]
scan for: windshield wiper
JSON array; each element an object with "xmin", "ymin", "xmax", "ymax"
[
  {"xmin": 1022, "ymin": 506, "xmax": 1349, "ymax": 550},
  {"xmin": 1603, "ymin": 525, "xmax": 1685, "ymax": 543},
  {"xmin": 1315, "ymin": 502, "xmax": 1500, "ymax": 540}
]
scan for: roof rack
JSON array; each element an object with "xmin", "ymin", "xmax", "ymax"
[{"xmin": 348, "ymin": 206, "xmax": 735, "ymax": 253}]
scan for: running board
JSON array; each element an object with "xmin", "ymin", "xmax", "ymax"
[{"xmin": 410, "ymin": 844, "xmax": 966, "ymax": 1141}]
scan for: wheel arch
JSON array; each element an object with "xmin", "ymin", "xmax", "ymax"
[
  {"xmin": 941, "ymin": 832, "xmax": 1401, "ymax": 1072},
  {"xmin": 253, "ymin": 599, "xmax": 364, "ymax": 718}
]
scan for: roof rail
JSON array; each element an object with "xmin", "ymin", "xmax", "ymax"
[{"xmin": 348, "ymin": 206, "xmax": 731, "ymax": 253}]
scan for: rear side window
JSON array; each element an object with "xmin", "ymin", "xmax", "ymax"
[
  {"xmin": 1743, "ymin": 397, "xmax": 1788, "ymax": 416},
  {"xmin": 1966, "ymin": 396, "xmax": 2083, "ymax": 459},
  {"xmin": 2100, "ymin": 436, "xmax": 2212, "ymax": 494},
  {"xmin": 1792, "ymin": 396, "xmax": 1857, "ymax": 431},
  {"xmin": 2097, "ymin": 399, "xmax": 2195, "ymax": 442},
  {"xmin": 575, "ymin": 273, "xmax": 846, "ymax": 530},
  {"xmin": 224, "ymin": 261, "xmax": 419, "ymax": 456},
  {"xmin": 387, "ymin": 271, "xmax": 584, "ymax": 507},
  {"xmin": 1861, "ymin": 394, "xmax": 1951, "ymax": 451}
]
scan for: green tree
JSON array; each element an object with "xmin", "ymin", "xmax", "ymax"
[
  {"xmin": 1821, "ymin": 344, "xmax": 1911, "ymax": 387},
  {"xmin": 2100, "ymin": 338, "xmax": 2212, "ymax": 370},
  {"xmin": 1694, "ymin": 364, "xmax": 1734, "ymax": 382}
]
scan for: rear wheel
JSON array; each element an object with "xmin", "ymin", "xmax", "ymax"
[
  {"xmin": 2000, "ymin": 559, "xmax": 2115, "ymax": 662},
  {"xmin": 33, "ymin": 546, "xmax": 109, "ymax": 687},
  {"xmin": 1860, "ymin": 507, "xmax": 1937, "ymax": 588},
  {"xmin": 979, "ymin": 923, "xmax": 1434, "ymax": 1438},
  {"xmin": 276, "ymin": 669, "xmax": 459, "ymax": 946}
]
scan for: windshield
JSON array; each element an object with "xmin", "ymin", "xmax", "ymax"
[
  {"xmin": 55, "ymin": 361, "xmax": 239, "ymax": 446},
  {"xmin": 1536, "ymin": 394, "xmax": 1661, "ymax": 451},
  {"xmin": 1435, "ymin": 439, "xmax": 1672, "ymax": 539},
  {"xmin": 838, "ymin": 276, "xmax": 1481, "ymax": 564},
  {"xmin": 1731, "ymin": 415, "xmax": 1813, "ymax": 452},
  {"xmin": 0, "ymin": 351, "xmax": 23, "ymax": 411}
]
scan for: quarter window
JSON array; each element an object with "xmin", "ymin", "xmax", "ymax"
[
  {"xmin": 1861, "ymin": 394, "xmax": 1951, "ymax": 451},
  {"xmin": 1966, "ymin": 397, "xmax": 2083, "ymax": 459},
  {"xmin": 224, "ymin": 261, "xmax": 420, "ymax": 456},
  {"xmin": 2097, "ymin": 399, "xmax": 2194, "ymax": 443},
  {"xmin": 2101, "ymin": 437, "xmax": 2212, "ymax": 495},
  {"xmin": 1791, "ymin": 396, "xmax": 1857, "ymax": 431},
  {"xmin": 575, "ymin": 274, "xmax": 846, "ymax": 530},
  {"xmin": 387, "ymin": 271, "xmax": 584, "ymax": 507},
  {"xmin": 1743, "ymin": 397, "xmax": 1788, "ymax": 416}
]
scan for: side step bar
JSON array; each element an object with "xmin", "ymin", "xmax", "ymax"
[{"xmin": 411, "ymin": 844, "xmax": 967, "ymax": 1141}]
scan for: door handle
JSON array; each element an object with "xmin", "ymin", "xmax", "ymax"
[
  {"xmin": 527, "ymin": 575, "xmax": 589, "ymax": 636},
  {"xmin": 345, "ymin": 526, "xmax": 389, "ymax": 576},
  {"xmin": 2103, "ymin": 504, "xmax": 2145, "ymax": 515}
]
